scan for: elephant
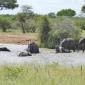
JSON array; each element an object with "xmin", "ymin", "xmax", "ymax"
[
  {"xmin": 55, "ymin": 45, "xmax": 71, "ymax": 53},
  {"xmin": 60, "ymin": 38, "xmax": 78, "ymax": 52},
  {"xmin": 0, "ymin": 47, "xmax": 11, "ymax": 52},
  {"xmin": 18, "ymin": 51, "xmax": 32, "ymax": 57},
  {"xmin": 78, "ymin": 38, "xmax": 85, "ymax": 52},
  {"xmin": 27, "ymin": 42, "xmax": 39, "ymax": 53}
]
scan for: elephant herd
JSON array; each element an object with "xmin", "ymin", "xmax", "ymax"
[
  {"xmin": 18, "ymin": 42, "xmax": 39, "ymax": 56},
  {"xmin": 55, "ymin": 38, "xmax": 85, "ymax": 53},
  {"xmin": 0, "ymin": 42, "xmax": 39, "ymax": 57},
  {"xmin": 0, "ymin": 37, "xmax": 85, "ymax": 57}
]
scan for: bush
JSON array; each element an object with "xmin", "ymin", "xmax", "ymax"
[
  {"xmin": 47, "ymin": 18, "xmax": 81, "ymax": 49},
  {"xmin": 48, "ymin": 29, "xmax": 70, "ymax": 48},
  {"xmin": 39, "ymin": 16, "xmax": 50, "ymax": 48},
  {"xmin": 0, "ymin": 16, "xmax": 11, "ymax": 32}
]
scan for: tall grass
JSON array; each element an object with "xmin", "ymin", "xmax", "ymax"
[{"xmin": 0, "ymin": 64, "xmax": 85, "ymax": 85}]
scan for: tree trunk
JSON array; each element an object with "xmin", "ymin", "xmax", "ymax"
[
  {"xmin": 21, "ymin": 23, "xmax": 26, "ymax": 33},
  {"xmin": 2, "ymin": 27, "xmax": 6, "ymax": 32}
]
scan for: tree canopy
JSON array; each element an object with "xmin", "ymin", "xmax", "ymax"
[
  {"xmin": 81, "ymin": 5, "xmax": 85, "ymax": 13},
  {"xmin": 0, "ymin": 0, "xmax": 18, "ymax": 10},
  {"xmin": 48, "ymin": 12, "xmax": 56, "ymax": 18},
  {"xmin": 57, "ymin": 9, "xmax": 76, "ymax": 16},
  {"xmin": 17, "ymin": 5, "xmax": 34, "ymax": 33}
]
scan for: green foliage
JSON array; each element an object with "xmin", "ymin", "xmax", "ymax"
[
  {"xmin": 57, "ymin": 9, "xmax": 76, "ymax": 16},
  {"xmin": 39, "ymin": 16, "xmax": 50, "ymax": 47},
  {"xmin": 4, "ymin": 66, "xmax": 24, "ymax": 80},
  {"xmin": 21, "ymin": 5, "xmax": 34, "ymax": 17},
  {"xmin": 17, "ymin": 5, "xmax": 34, "ymax": 33},
  {"xmin": 48, "ymin": 12, "xmax": 56, "ymax": 18},
  {"xmin": 25, "ymin": 19, "xmax": 36, "ymax": 32},
  {"xmin": 0, "ymin": 16, "xmax": 11, "ymax": 32},
  {"xmin": 0, "ymin": 64, "xmax": 85, "ymax": 85},
  {"xmin": 48, "ymin": 30, "xmax": 60, "ymax": 48},
  {"xmin": 0, "ymin": 0, "xmax": 18, "ymax": 10},
  {"xmin": 81, "ymin": 25, "xmax": 85, "ymax": 30},
  {"xmin": 81, "ymin": 5, "xmax": 85, "ymax": 13},
  {"xmin": 48, "ymin": 18, "xmax": 81, "ymax": 48}
]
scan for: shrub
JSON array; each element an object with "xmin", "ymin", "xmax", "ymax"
[
  {"xmin": 48, "ymin": 18, "xmax": 81, "ymax": 49},
  {"xmin": 39, "ymin": 16, "xmax": 50, "ymax": 47}
]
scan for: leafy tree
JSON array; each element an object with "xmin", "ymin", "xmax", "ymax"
[
  {"xmin": 0, "ymin": 0, "xmax": 18, "ymax": 10},
  {"xmin": 17, "ymin": 5, "xmax": 34, "ymax": 33},
  {"xmin": 39, "ymin": 16, "xmax": 50, "ymax": 47},
  {"xmin": 25, "ymin": 19, "xmax": 36, "ymax": 32},
  {"xmin": 57, "ymin": 9, "xmax": 76, "ymax": 16},
  {"xmin": 21, "ymin": 5, "xmax": 34, "ymax": 17},
  {"xmin": 17, "ymin": 13, "xmax": 26, "ymax": 33},
  {"xmin": 48, "ymin": 12, "xmax": 56, "ymax": 18},
  {"xmin": 0, "ymin": 17, "xmax": 11, "ymax": 32},
  {"xmin": 81, "ymin": 25, "xmax": 85, "ymax": 30},
  {"xmin": 81, "ymin": 5, "xmax": 85, "ymax": 13}
]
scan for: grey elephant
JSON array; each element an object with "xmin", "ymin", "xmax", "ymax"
[
  {"xmin": 60, "ymin": 38, "xmax": 78, "ymax": 52},
  {"xmin": 78, "ymin": 38, "xmax": 85, "ymax": 52},
  {"xmin": 18, "ymin": 51, "xmax": 32, "ymax": 57},
  {"xmin": 27, "ymin": 42, "xmax": 39, "ymax": 53},
  {"xmin": 0, "ymin": 47, "xmax": 11, "ymax": 52},
  {"xmin": 55, "ymin": 45, "xmax": 71, "ymax": 53}
]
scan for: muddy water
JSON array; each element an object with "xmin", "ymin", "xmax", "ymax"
[{"xmin": 0, "ymin": 44, "xmax": 85, "ymax": 66}]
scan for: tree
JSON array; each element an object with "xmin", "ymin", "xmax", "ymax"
[
  {"xmin": 0, "ymin": 0, "xmax": 18, "ymax": 10},
  {"xmin": 57, "ymin": 9, "xmax": 76, "ymax": 16},
  {"xmin": 48, "ymin": 12, "xmax": 56, "ymax": 18},
  {"xmin": 21, "ymin": 5, "xmax": 34, "ymax": 17},
  {"xmin": 17, "ymin": 5, "xmax": 34, "ymax": 33},
  {"xmin": 0, "ymin": 17, "xmax": 11, "ymax": 32},
  {"xmin": 39, "ymin": 16, "xmax": 50, "ymax": 47},
  {"xmin": 81, "ymin": 5, "xmax": 85, "ymax": 13}
]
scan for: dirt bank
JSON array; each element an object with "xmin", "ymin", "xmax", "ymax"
[{"xmin": 0, "ymin": 35, "xmax": 38, "ymax": 44}]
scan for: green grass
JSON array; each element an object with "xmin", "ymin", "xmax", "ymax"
[
  {"xmin": 0, "ymin": 29, "xmax": 38, "ymax": 36},
  {"xmin": 81, "ymin": 30, "xmax": 85, "ymax": 38},
  {"xmin": 0, "ymin": 64, "xmax": 85, "ymax": 85}
]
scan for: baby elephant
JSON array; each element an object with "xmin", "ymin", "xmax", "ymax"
[
  {"xmin": 55, "ymin": 45, "xmax": 71, "ymax": 53},
  {"xmin": 0, "ymin": 47, "xmax": 11, "ymax": 52},
  {"xmin": 18, "ymin": 51, "xmax": 32, "ymax": 57}
]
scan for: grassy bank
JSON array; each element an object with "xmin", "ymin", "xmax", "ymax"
[
  {"xmin": 0, "ymin": 64, "xmax": 85, "ymax": 85},
  {"xmin": 0, "ymin": 29, "xmax": 38, "ymax": 36}
]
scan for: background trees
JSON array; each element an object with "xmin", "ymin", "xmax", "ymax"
[
  {"xmin": 57, "ymin": 9, "xmax": 76, "ymax": 16},
  {"xmin": 17, "ymin": 5, "xmax": 34, "ymax": 33},
  {"xmin": 48, "ymin": 12, "xmax": 56, "ymax": 18},
  {"xmin": 0, "ymin": 0, "xmax": 18, "ymax": 10},
  {"xmin": 81, "ymin": 5, "xmax": 85, "ymax": 13},
  {"xmin": 0, "ymin": 16, "xmax": 11, "ymax": 32}
]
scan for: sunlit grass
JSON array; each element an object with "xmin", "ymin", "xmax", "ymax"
[{"xmin": 0, "ymin": 64, "xmax": 85, "ymax": 85}]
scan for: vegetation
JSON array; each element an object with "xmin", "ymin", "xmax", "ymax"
[
  {"xmin": 48, "ymin": 12, "xmax": 56, "ymax": 18},
  {"xmin": 57, "ymin": 9, "xmax": 76, "ymax": 16},
  {"xmin": 47, "ymin": 17, "xmax": 81, "ymax": 48},
  {"xmin": 0, "ymin": 16, "xmax": 11, "ymax": 32},
  {"xmin": 0, "ymin": 4, "xmax": 84, "ymax": 48},
  {"xmin": 81, "ymin": 5, "xmax": 85, "ymax": 13},
  {"xmin": 16, "ymin": 5, "xmax": 34, "ymax": 33},
  {"xmin": 0, "ymin": 64, "xmax": 84, "ymax": 85},
  {"xmin": 0, "ymin": 0, "xmax": 18, "ymax": 10},
  {"xmin": 39, "ymin": 16, "xmax": 50, "ymax": 47}
]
